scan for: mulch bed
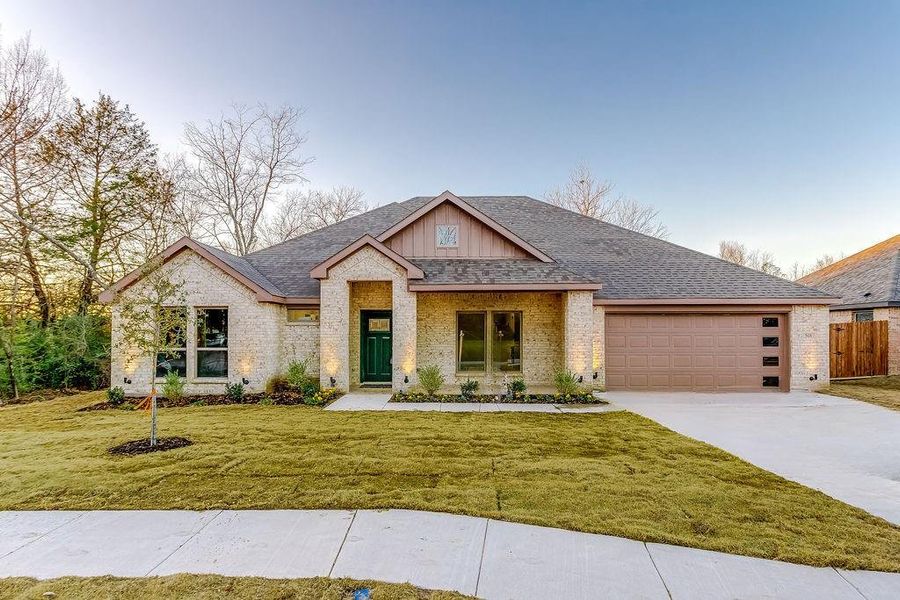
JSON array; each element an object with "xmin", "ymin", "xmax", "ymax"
[
  {"xmin": 80, "ymin": 390, "xmax": 340, "ymax": 412},
  {"xmin": 391, "ymin": 392, "xmax": 607, "ymax": 404},
  {"xmin": 108, "ymin": 436, "xmax": 193, "ymax": 456}
]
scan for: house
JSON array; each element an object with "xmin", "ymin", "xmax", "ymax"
[
  {"xmin": 100, "ymin": 191, "xmax": 836, "ymax": 395},
  {"xmin": 799, "ymin": 235, "xmax": 900, "ymax": 376}
]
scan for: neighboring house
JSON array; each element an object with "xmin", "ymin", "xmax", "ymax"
[
  {"xmin": 100, "ymin": 192, "xmax": 836, "ymax": 395},
  {"xmin": 799, "ymin": 235, "xmax": 900, "ymax": 376}
]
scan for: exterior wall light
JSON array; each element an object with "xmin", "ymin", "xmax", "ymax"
[
  {"xmin": 593, "ymin": 372, "xmax": 598, "ymax": 380},
  {"xmin": 123, "ymin": 377, "xmax": 132, "ymax": 384},
  {"xmin": 330, "ymin": 376, "xmax": 336, "ymax": 387},
  {"xmin": 404, "ymin": 375, "xmax": 409, "ymax": 384},
  {"xmin": 577, "ymin": 375, "xmax": 583, "ymax": 383},
  {"xmin": 242, "ymin": 377, "xmax": 250, "ymax": 385},
  {"xmin": 809, "ymin": 374, "xmax": 818, "ymax": 381}
]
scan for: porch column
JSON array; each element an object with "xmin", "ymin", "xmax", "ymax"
[
  {"xmin": 320, "ymin": 278, "xmax": 350, "ymax": 391},
  {"xmin": 563, "ymin": 290, "xmax": 594, "ymax": 385},
  {"xmin": 392, "ymin": 279, "xmax": 417, "ymax": 391}
]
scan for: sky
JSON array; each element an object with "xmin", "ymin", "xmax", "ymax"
[{"xmin": 1, "ymin": 0, "xmax": 898, "ymax": 268}]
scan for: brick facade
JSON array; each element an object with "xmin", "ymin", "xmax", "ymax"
[
  {"xmin": 789, "ymin": 304, "xmax": 831, "ymax": 390},
  {"xmin": 831, "ymin": 307, "xmax": 900, "ymax": 376},
  {"xmin": 111, "ymin": 250, "xmax": 295, "ymax": 396},
  {"xmin": 416, "ymin": 291, "xmax": 566, "ymax": 392}
]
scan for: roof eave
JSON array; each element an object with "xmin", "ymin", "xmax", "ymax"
[
  {"xmin": 828, "ymin": 300, "xmax": 900, "ymax": 311},
  {"xmin": 409, "ymin": 282, "xmax": 602, "ymax": 292},
  {"xmin": 593, "ymin": 297, "xmax": 841, "ymax": 306}
]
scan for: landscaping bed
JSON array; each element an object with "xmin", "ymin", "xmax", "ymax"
[
  {"xmin": 81, "ymin": 388, "xmax": 342, "ymax": 411},
  {"xmin": 391, "ymin": 391, "xmax": 605, "ymax": 404},
  {"xmin": 109, "ymin": 436, "xmax": 193, "ymax": 455}
]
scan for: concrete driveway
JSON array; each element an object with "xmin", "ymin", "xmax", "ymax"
[{"xmin": 605, "ymin": 391, "xmax": 900, "ymax": 524}]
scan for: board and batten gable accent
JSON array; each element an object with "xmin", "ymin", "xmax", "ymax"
[{"xmin": 383, "ymin": 200, "xmax": 530, "ymax": 259}]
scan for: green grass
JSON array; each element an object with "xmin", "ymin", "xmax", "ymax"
[
  {"xmin": 1, "ymin": 392, "xmax": 898, "ymax": 572},
  {"xmin": 0, "ymin": 575, "xmax": 471, "ymax": 599},
  {"xmin": 819, "ymin": 375, "xmax": 900, "ymax": 411}
]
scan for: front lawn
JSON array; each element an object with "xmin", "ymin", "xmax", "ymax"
[
  {"xmin": 819, "ymin": 375, "xmax": 900, "ymax": 411},
  {"xmin": 1, "ymin": 392, "xmax": 898, "ymax": 572},
  {"xmin": 0, "ymin": 575, "xmax": 471, "ymax": 600}
]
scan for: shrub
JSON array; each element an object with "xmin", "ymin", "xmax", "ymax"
[
  {"xmin": 554, "ymin": 370, "xmax": 580, "ymax": 395},
  {"xmin": 259, "ymin": 396, "xmax": 274, "ymax": 406},
  {"xmin": 265, "ymin": 375, "xmax": 288, "ymax": 395},
  {"xmin": 417, "ymin": 365, "xmax": 444, "ymax": 396},
  {"xmin": 224, "ymin": 382, "xmax": 245, "ymax": 403},
  {"xmin": 107, "ymin": 386, "xmax": 125, "ymax": 406},
  {"xmin": 460, "ymin": 379, "xmax": 479, "ymax": 399},
  {"xmin": 506, "ymin": 377, "xmax": 527, "ymax": 397},
  {"xmin": 162, "ymin": 371, "xmax": 185, "ymax": 401},
  {"xmin": 285, "ymin": 359, "xmax": 311, "ymax": 390}
]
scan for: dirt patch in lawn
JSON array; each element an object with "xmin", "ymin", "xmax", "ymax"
[{"xmin": 109, "ymin": 437, "xmax": 193, "ymax": 455}]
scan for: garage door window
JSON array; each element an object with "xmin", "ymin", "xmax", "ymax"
[
  {"xmin": 762, "ymin": 317, "xmax": 779, "ymax": 327},
  {"xmin": 762, "ymin": 336, "xmax": 779, "ymax": 347},
  {"xmin": 762, "ymin": 376, "xmax": 780, "ymax": 387},
  {"xmin": 762, "ymin": 356, "xmax": 779, "ymax": 367}
]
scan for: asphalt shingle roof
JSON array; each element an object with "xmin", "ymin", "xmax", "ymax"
[
  {"xmin": 798, "ymin": 235, "xmax": 900, "ymax": 308},
  {"xmin": 231, "ymin": 195, "xmax": 834, "ymax": 301}
]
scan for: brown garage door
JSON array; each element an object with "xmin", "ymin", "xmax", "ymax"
[{"xmin": 606, "ymin": 313, "xmax": 787, "ymax": 391}]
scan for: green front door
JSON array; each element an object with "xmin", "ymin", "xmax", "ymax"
[{"xmin": 361, "ymin": 310, "xmax": 392, "ymax": 383}]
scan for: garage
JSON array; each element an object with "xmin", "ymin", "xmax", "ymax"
[{"xmin": 605, "ymin": 312, "xmax": 788, "ymax": 391}]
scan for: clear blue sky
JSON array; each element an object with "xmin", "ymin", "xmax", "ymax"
[{"xmin": 2, "ymin": 0, "xmax": 898, "ymax": 267}]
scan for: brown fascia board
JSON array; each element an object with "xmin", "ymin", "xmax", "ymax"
[
  {"xmin": 309, "ymin": 234, "xmax": 426, "ymax": 280},
  {"xmin": 376, "ymin": 191, "xmax": 554, "ymax": 263},
  {"xmin": 594, "ymin": 297, "xmax": 841, "ymax": 306},
  {"xmin": 98, "ymin": 237, "xmax": 288, "ymax": 305},
  {"xmin": 409, "ymin": 282, "xmax": 602, "ymax": 292},
  {"xmin": 828, "ymin": 300, "xmax": 900, "ymax": 311}
]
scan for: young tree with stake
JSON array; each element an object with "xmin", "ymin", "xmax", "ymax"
[{"xmin": 116, "ymin": 258, "xmax": 186, "ymax": 446}]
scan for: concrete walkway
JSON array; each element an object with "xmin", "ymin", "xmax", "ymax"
[
  {"xmin": 326, "ymin": 392, "xmax": 619, "ymax": 413},
  {"xmin": 606, "ymin": 391, "xmax": 900, "ymax": 524},
  {"xmin": 1, "ymin": 510, "xmax": 896, "ymax": 599}
]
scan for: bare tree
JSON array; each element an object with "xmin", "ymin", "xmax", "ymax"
[
  {"xmin": 263, "ymin": 186, "xmax": 366, "ymax": 245},
  {"xmin": 184, "ymin": 104, "xmax": 311, "ymax": 255},
  {"xmin": 789, "ymin": 253, "xmax": 840, "ymax": 280},
  {"xmin": 545, "ymin": 164, "xmax": 668, "ymax": 239},
  {"xmin": 718, "ymin": 240, "xmax": 784, "ymax": 278},
  {"xmin": 0, "ymin": 35, "xmax": 67, "ymax": 326}
]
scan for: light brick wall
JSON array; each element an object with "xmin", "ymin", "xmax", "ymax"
[
  {"xmin": 789, "ymin": 304, "xmax": 830, "ymax": 390},
  {"xmin": 416, "ymin": 291, "xmax": 564, "ymax": 393},
  {"xmin": 282, "ymin": 320, "xmax": 320, "ymax": 377},
  {"xmin": 111, "ymin": 250, "xmax": 287, "ymax": 396},
  {"xmin": 562, "ymin": 291, "xmax": 594, "ymax": 385},
  {"xmin": 318, "ymin": 246, "xmax": 415, "ymax": 391},
  {"xmin": 831, "ymin": 307, "xmax": 900, "ymax": 375},
  {"xmin": 592, "ymin": 305, "xmax": 606, "ymax": 389}
]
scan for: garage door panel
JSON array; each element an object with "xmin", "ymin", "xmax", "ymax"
[{"xmin": 606, "ymin": 313, "xmax": 787, "ymax": 392}]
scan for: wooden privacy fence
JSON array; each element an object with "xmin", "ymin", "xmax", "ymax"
[{"xmin": 830, "ymin": 320, "xmax": 889, "ymax": 378}]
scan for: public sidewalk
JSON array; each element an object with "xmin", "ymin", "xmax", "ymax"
[{"xmin": 1, "ymin": 509, "xmax": 896, "ymax": 599}]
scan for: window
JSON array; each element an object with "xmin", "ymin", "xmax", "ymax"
[
  {"xmin": 436, "ymin": 224, "xmax": 459, "ymax": 248},
  {"xmin": 287, "ymin": 308, "xmax": 320, "ymax": 324},
  {"xmin": 853, "ymin": 310, "xmax": 874, "ymax": 322},
  {"xmin": 156, "ymin": 307, "xmax": 187, "ymax": 378},
  {"xmin": 762, "ymin": 317, "xmax": 779, "ymax": 327},
  {"xmin": 491, "ymin": 311, "xmax": 522, "ymax": 372},
  {"xmin": 762, "ymin": 376, "xmax": 780, "ymax": 387},
  {"xmin": 762, "ymin": 356, "xmax": 779, "ymax": 367},
  {"xmin": 196, "ymin": 308, "xmax": 228, "ymax": 378},
  {"xmin": 457, "ymin": 312, "xmax": 486, "ymax": 372},
  {"xmin": 762, "ymin": 336, "xmax": 779, "ymax": 347}
]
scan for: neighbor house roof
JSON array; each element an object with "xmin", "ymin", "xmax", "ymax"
[
  {"xmin": 101, "ymin": 194, "xmax": 837, "ymax": 304},
  {"xmin": 798, "ymin": 235, "xmax": 900, "ymax": 310}
]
